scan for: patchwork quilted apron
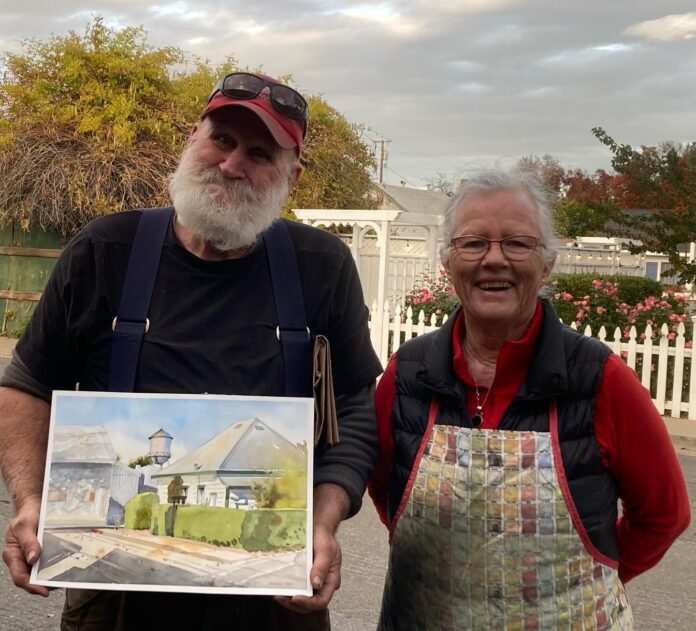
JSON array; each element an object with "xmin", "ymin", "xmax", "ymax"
[{"xmin": 378, "ymin": 402, "xmax": 633, "ymax": 630}]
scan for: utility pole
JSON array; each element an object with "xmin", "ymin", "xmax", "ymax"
[{"xmin": 374, "ymin": 139, "xmax": 391, "ymax": 184}]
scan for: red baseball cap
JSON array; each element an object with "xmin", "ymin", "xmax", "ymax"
[{"xmin": 202, "ymin": 72, "xmax": 307, "ymax": 154}]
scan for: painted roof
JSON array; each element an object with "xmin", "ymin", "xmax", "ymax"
[
  {"xmin": 151, "ymin": 418, "xmax": 303, "ymax": 478},
  {"xmin": 51, "ymin": 425, "xmax": 115, "ymax": 464}
]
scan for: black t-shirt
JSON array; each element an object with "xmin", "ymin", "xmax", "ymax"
[
  {"xmin": 3, "ymin": 210, "xmax": 383, "ymax": 514},
  {"xmin": 8, "ymin": 211, "xmax": 381, "ymax": 398}
]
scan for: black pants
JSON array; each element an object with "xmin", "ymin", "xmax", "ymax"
[{"xmin": 61, "ymin": 589, "xmax": 331, "ymax": 631}]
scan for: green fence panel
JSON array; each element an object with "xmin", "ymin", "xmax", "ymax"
[{"xmin": 0, "ymin": 224, "xmax": 62, "ymax": 337}]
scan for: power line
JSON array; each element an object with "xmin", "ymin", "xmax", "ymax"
[{"xmin": 384, "ymin": 165, "xmax": 418, "ymax": 188}]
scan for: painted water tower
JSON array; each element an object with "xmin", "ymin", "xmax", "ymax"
[{"xmin": 148, "ymin": 428, "xmax": 173, "ymax": 465}]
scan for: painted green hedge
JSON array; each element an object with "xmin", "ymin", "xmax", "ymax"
[
  {"xmin": 240, "ymin": 509, "xmax": 306, "ymax": 552},
  {"xmin": 148, "ymin": 504, "xmax": 306, "ymax": 551},
  {"xmin": 124, "ymin": 492, "xmax": 160, "ymax": 530},
  {"xmin": 172, "ymin": 505, "xmax": 247, "ymax": 547}
]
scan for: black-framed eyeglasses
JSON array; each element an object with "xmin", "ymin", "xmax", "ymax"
[
  {"xmin": 209, "ymin": 72, "xmax": 308, "ymax": 136},
  {"xmin": 450, "ymin": 235, "xmax": 544, "ymax": 261}
]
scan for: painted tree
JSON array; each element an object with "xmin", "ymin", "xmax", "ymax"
[
  {"xmin": 592, "ymin": 127, "xmax": 696, "ymax": 283},
  {"xmin": 167, "ymin": 475, "xmax": 185, "ymax": 503},
  {"xmin": 128, "ymin": 454, "xmax": 153, "ymax": 469},
  {"xmin": 252, "ymin": 456, "xmax": 307, "ymax": 509}
]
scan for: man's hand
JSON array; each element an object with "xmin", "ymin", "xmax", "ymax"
[
  {"xmin": 274, "ymin": 482, "xmax": 350, "ymax": 613},
  {"xmin": 2, "ymin": 494, "xmax": 49, "ymax": 596},
  {"xmin": 0, "ymin": 387, "xmax": 51, "ymax": 597},
  {"xmin": 274, "ymin": 523, "xmax": 342, "ymax": 613}
]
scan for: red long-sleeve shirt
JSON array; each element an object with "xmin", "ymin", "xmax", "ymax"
[{"xmin": 369, "ymin": 303, "xmax": 691, "ymax": 583}]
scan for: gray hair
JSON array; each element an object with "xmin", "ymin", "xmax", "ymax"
[{"xmin": 439, "ymin": 169, "xmax": 558, "ymax": 267}]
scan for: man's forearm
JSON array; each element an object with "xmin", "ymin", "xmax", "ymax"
[
  {"xmin": 313, "ymin": 383, "xmax": 378, "ymax": 517},
  {"xmin": 313, "ymin": 482, "xmax": 350, "ymax": 534},
  {"xmin": 0, "ymin": 387, "xmax": 50, "ymax": 506}
]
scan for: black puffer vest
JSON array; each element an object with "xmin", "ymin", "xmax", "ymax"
[{"xmin": 389, "ymin": 300, "xmax": 620, "ymax": 560}]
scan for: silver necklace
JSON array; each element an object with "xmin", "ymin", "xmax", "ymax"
[{"xmin": 471, "ymin": 380, "xmax": 492, "ymax": 426}]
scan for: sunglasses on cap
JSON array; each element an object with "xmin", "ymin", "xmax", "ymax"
[{"xmin": 208, "ymin": 72, "xmax": 308, "ymax": 137}]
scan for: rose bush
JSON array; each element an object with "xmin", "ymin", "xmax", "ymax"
[
  {"xmin": 402, "ymin": 271, "xmax": 691, "ymax": 344},
  {"xmin": 549, "ymin": 276, "xmax": 691, "ymax": 344},
  {"xmin": 402, "ymin": 272, "xmax": 459, "ymax": 323}
]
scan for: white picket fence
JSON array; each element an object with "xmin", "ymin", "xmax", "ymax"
[{"xmin": 368, "ymin": 303, "xmax": 696, "ymax": 420}]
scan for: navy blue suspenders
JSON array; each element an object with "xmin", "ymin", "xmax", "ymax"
[
  {"xmin": 108, "ymin": 210, "xmax": 312, "ymax": 396},
  {"xmin": 262, "ymin": 220, "xmax": 313, "ymax": 397},
  {"xmin": 108, "ymin": 207, "xmax": 173, "ymax": 392}
]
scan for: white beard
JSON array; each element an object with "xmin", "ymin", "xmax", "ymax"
[{"xmin": 168, "ymin": 146, "xmax": 291, "ymax": 252}]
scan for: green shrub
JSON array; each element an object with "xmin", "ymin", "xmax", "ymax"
[
  {"xmin": 172, "ymin": 505, "xmax": 247, "ymax": 546},
  {"xmin": 402, "ymin": 272, "xmax": 459, "ymax": 323},
  {"xmin": 240, "ymin": 509, "xmax": 306, "ymax": 552},
  {"xmin": 550, "ymin": 273, "xmax": 663, "ymax": 307},
  {"xmin": 547, "ymin": 274, "xmax": 691, "ymax": 342},
  {"xmin": 124, "ymin": 492, "xmax": 159, "ymax": 530}
]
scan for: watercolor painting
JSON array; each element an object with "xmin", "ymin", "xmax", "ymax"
[{"xmin": 30, "ymin": 390, "xmax": 314, "ymax": 596}]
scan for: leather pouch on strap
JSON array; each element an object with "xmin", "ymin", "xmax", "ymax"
[{"xmin": 313, "ymin": 334, "xmax": 339, "ymax": 447}]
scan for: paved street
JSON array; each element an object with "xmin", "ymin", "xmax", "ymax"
[{"xmin": 1, "ymin": 353, "xmax": 695, "ymax": 629}]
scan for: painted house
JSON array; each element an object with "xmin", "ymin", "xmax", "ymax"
[
  {"xmin": 151, "ymin": 418, "xmax": 304, "ymax": 508},
  {"xmin": 46, "ymin": 425, "xmax": 116, "ymax": 527}
]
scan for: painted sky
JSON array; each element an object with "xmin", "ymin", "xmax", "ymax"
[
  {"xmin": 50, "ymin": 391, "xmax": 313, "ymax": 462},
  {"xmin": 0, "ymin": 1, "xmax": 694, "ymax": 187}
]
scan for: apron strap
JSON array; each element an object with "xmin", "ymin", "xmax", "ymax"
[
  {"xmin": 389, "ymin": 396, "xmax": 441, "ymax": 537},
  {"xmin": 262, "ymin": 220, "xmax": 312, "ymax": 397},
  {"xmin": 108, "ymin": 207, "xmax": 174, "ymax": 392}
]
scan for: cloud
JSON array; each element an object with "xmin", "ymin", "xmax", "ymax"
[
  {"xmin": 624, "ymin": 12, "xmax": 696, "ymax": 41},
  {"xmin": 0, "ymin": 1, "xmax": 694, "ymax": 185},
  {"xmin": 148, "ymin": 2, "xmax": 207, "ymax": 21},
  {"xmin": 334, "ymin": 4, "xmax": 419, "ymax": 37},
  {"xmin": 413, "ymin": 0, "xmax": 517, "ymax": 14},
  {"xmin": 539, "ymin": 43, "xmax": 633, "ymax": 67}
]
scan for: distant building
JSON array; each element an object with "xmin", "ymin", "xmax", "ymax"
[
  {"xmin": 375, "ymin": 182, "xmax": 451, "ymax": 216},
  {"xmin": 46, "ymin": 425, "xmax": 116, "ymax": 527},
  {"xmin": 151, "ymin": 418, "xmax": 304, "ymax": 509}
]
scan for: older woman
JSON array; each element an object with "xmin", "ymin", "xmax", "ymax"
[{"xmin": 368, "ymin": 170, "xmax": 690, "ymax": 630}]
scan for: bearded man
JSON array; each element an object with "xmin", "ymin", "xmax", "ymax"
[{"xmin": 0, "ymin": 72, "xmax": 382, "ymax": 630}]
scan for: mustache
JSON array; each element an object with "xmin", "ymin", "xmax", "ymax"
[{"xmin": 188, "ymin": 168, "xmax": 264, "ymax": 206}]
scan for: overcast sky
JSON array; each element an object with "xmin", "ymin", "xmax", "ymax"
[{"xmin": 1, "ymin": 1, "xmax": 694, "ymax": 187}]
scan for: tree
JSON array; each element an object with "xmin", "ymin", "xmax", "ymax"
[
  {"xmin": 167, "ymin": 475, "xmax": 185, "ymax": 503},
  {"xmin": 513, "ymin": 156, "xmax": 619, "ymax": 238},
  {"xmin": 592, "ymin": 127, "xmax": 696, "ymax": 283},
  {"xmin": 251, "ymin": 456, "xmax": 307, "ymax": 509},
  {"xmin": 285, "ymin": 96, "xmax": 376, "ymax": 213},
  {"xmin": 0, "ymin": 18, "xmax": 223, "ymax": 237},
  {"xmin": 0, "ymin": 18, "xmax": 377, "ymax": 239},
  {"xmin": 424, "ymin": 172, "xmax": 454, "ymax": 196},
  {"xmin": 555, "ymin": 168, "xmax": 620, "ymax": 238},
  {"xmin": 554, "ymin": 199, "xmax": 620, "ymax": 238},
  {"xmin": 515, "ymin": 154, "xmax": 565, "ymax": 199},
  {"xmin": 128, "ymin": 454, "xmax": 153, "ymax": 468}
]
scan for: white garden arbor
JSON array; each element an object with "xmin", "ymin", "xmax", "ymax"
[{"xmin": 293, "ymin": 209, "xmax": 443, "ymax": 351}]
